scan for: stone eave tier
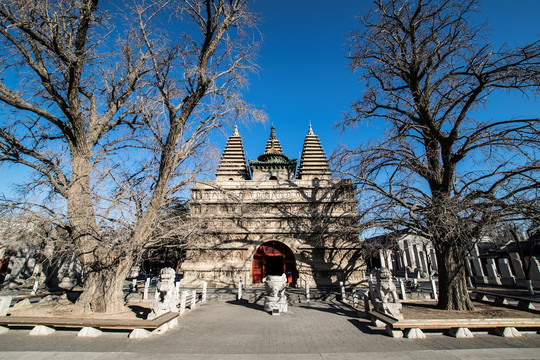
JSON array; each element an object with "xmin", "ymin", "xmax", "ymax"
[
  {"xmin": 248, "ymin": 162, "xmax": 297, "ymax": 169},
  {"xmin": 190, "ymin": 199, "xmax": 358, "ymax": 205},
  {"xmin": 192, "ymin": 178, "xmax": 353, "ymax": 188},
  {"xmin": 199, "ymin": 229, "xmax": 359, "ymax": 235},
  {"xmin": 189, "ymin": 213, "xmax": 360, "ymax": 219}
]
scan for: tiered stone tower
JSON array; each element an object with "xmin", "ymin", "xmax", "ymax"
[
  {"xmin": 215, "ymin": 125, "xmax": 250, "ymax": 181},
  {"xmin": 297, "ymin": 125, "xmax": 332, "ymax": 180},
  {"xmin": 182, "ymin": 125, "xmax": 363, "ymax": 288}
]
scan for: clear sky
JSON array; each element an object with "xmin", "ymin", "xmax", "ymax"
[
  {"xmin": 231, "ymin": 0, "xmax": 540, "ymax": 166},
  {"xmin": 0, "ymin": 0, "xmax": 538, "ymax": 196}
]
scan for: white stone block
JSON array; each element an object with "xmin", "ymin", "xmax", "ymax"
[
  {"xmin": 385, "ymin": 325, "xmax": 403, "ymax": 338},
  {"xmin": 128, "ymin": 328, "xmax": 151, "ymax": 339},
  {"xmin": 0, "ymin": 296, "xmax": 12, "ymax": 316},
  {"xmin": 0, "ymin": 326, "xmax": 9, "ymax": 334},
  {"xmin": 405, "ymin": 328, "xmax": 426, "ymax": 339},
  {"xmin": 168, "ymin": 317, "xmax": 178, "ymax": 328},
  {"xmin": 495, "ymin": 327, "xmax": 522, "ymax": 338},
  {"xmin": 77, "ymin": 327, "xmax": 102, "ymax": 337},
  {"xmin": 449, "ymin": 327, "xmax": 473, "ymax": 338},
  {"xmin": 371, "ymin": 318, "xmax": 385, "ymax": 328},
  {"xmin": 29, "ymin": 325, "xmax": 55, "ymax": 336},
  {"xmin": 152, "ymin": 323, "xmax": 169, "ymax": 335}
]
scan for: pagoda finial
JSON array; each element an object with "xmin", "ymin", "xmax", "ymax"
[
  {"xmin": 308, "ymin": 123, "xmax": 314, "ymax": 135},
  {"xmin": 232, "ymin": 125, "xmax": 239, "ymax": 136},
  {"xmin": 269, "ymin": 125, "xmax": 276, "ymax": 140}
]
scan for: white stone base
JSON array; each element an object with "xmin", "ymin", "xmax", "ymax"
[
  {"xmin": 385, "ymin": 325, "xmax": 403, "ymax": 338},
  {"xmin": 371, "ymin": 318, "xmax": 386, "ymax": 328},
  {"xmin": 495, "ymin": 327, "xmax": 522, "ymax": 338},
  {"xmin": 77, "ymin": 327, "xmax": 102, "ymax": 337},
  {"xmin": 405, "ymin": 328, "xmax": 426, "ymax": 339},
  {"xmin": 152, "ymin": 323, "xmax": 169, "ymax": 335},
  {"xmin": 29, "ymin": 325, "xmax": 55, "ymax": 336},
  {"xmin": 0, "ymin": 326, "xmax": 9, "ymax": 334},
  {"xmin": 128, "ymin": 328, "xmax": 151, "ymax": 339},
  {"xmin": 449, "ymin": 327, "xmax": 473, "ymax": 338},
  {"xmin": 263, "ymin": 296, "xmax": 288, "ymax": 314}
]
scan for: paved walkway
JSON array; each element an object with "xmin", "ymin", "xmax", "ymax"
[{"xmin": 1, "ymin": 300, "xmax": 539, "ymax": 359}]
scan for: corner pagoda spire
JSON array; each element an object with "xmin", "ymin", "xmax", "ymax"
[
  {"xmin": 215, "ymin": 126, "xmax": 250, "ymax": 181},
  {"xmin": 296, "ymin": 125, "xmax": 331, "ymax": 180}
]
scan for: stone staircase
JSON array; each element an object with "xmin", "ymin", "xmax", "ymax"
[{"xmin": 202, "ymin": 285, "xmax": 342, "ymax": 304}]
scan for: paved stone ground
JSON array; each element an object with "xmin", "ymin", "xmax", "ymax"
[{"xmin": 1, "ymin": 300, "xmax": 540, "ymax": 359}]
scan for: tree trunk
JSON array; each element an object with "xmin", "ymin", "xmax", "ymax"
[
  {"xmin": 436, "ymin": 244, "xmax": 474, "ymax": 310},
  {"xmin": 76, "ymin": 256, "xmax": 133, "ymax": 313}
]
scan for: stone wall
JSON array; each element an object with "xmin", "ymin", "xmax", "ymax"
[{"xmin": 181, "ymin": 178, "xmax": 363, "ymax": 288}]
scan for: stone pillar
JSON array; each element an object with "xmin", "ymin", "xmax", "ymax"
[
  {"xmin": 429, "ymin": 279, "xmax": 437, "ymax": 300},
  {"xmin": 530, "ymin": 258, "xmax": 540, "ymax": 287},
  {"xmin": 509, "ymin": 253, "xmax": 526, "ymax": 277},
  {"xmin": 497, "ymin": 258, "xmax": 516, "ymax": 287},
  {"xmin": 470, "ymin": 245, "xmax": 487, "ymax": 285},
  {"xmin": 412, "ymin": 245, "xmax": 421, "ymax": 272},
  {"xmin": 399, "ymin": 279, "xmax": 407, "ymax": 301},
  {"xmin": 379, "ymin": 249, "xmax": 386, "ymax": 269},
  {"xmin": 142, "ymin": 277, "xmax": 150, "ymax": 300},
  {"xmin": 202, "ymin": 281, "xmax": 207, "ymax": 302},
  {"xmin": 390, "ymin": 253, "xmax": 398, "ymax": 273},
  {"xmin": 485, "ymin": 259, "xmax": 502, "ymax": 285},
  {"xmin": 402, "ymin": 240, "xmax": 411, "ymax": 266},
  {"xmin": 419, "ymin": 251, "xmax": 428, "ymax": 275},
  {"xmin": 179, "ymin": 291, "xmax": 187, "ymax": 315},
  {"xmin": 430, "ymin": 248, "xmax": 438, "ymax": 271},
  {"xmin": 237, "ymin": 280, "xmax": 243, "ymax": 301},
  {"xmin": 191, "ymin": 290, "xmax": 197, "ymax": 309}
]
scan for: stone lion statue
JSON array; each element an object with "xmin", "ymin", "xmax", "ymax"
[
  {"xmin": 375, "ymin": 268, "xmax": 399, "ymax": 304},
  {"xmin": 371, "ymin": 268, "xmax": 403, "ymax": 320}
]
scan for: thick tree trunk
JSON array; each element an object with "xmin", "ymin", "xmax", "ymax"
[
  {"xmin": 76, "ymin": 256, "xmax": 133, "ymax": 313},
  {"xmin": 436, "ymin": 244, "xmax": 474, "ymax": 310},
  {"xmin": 67, "ymin": 151, "xmax": 132, "ymax": 313}
]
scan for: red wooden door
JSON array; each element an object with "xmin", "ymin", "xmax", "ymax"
[{"xmin": 252, "ymin": 241, "xmax": 297, "ymax": 284}]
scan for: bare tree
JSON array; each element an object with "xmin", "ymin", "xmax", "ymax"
[
  {"xmin": 336, "ymin": 0, "xmax": 539, "ymax": 310},
  {"xmin": 0, "ymin": 0, "xmax": 261, "ymax": 312}
]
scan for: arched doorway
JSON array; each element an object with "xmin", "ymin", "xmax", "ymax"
[{"xmin": 252, "ymin": 241, "xmax": 297, "ymax": 284}]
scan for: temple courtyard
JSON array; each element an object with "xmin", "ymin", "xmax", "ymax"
[{"xmin": 1, "ymin": 299, "xmax": 539, "ymax": 360}]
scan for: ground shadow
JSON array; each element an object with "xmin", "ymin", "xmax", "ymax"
[
  {"xmin": 347, "ymin": 318, "xmax": 381, "ymax": 335},
  {"xmin": 296, "ymin": 299, "xmax": 359, "ymax": 318},
  {"xmin": 226, "ymin": 299, "xmax": 265, "ymax": 312},
  {"xmin": 128, "ymin": 304, "xmax": 151, "ymax": 319}
]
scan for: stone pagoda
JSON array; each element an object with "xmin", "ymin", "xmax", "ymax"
[{"xmin": 181, "ymin": 125, "xmax": 363, "ymax": 288}]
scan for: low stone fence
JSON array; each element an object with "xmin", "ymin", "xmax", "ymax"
[{"xmin": 0, "ymin": 281, "xmax": 208, "ymax": 339}]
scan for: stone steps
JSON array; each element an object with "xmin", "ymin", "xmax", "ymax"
[{"xmin": 202, "ymin": 287, "xmax": 341, "ymax": 303}]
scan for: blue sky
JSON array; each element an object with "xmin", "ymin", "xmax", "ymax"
[
  {"xmin": 0, "ymin": 0, "xmax": 538, "ymax": 196},
  {"xmin": 231, "ymin": 0, "xmax": 540, "ymax": 165}
]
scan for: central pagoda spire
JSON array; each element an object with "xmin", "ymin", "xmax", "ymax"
[
  {"xmin": 264, "ymin": 125, "xmax": 284, "ymax": 153},
  {"xmin": 249, "ymin": 126, "xmax": 296, "ymax": 181}
]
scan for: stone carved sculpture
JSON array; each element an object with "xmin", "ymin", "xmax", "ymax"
[
  {"xmin": 263, "ymin": 274, "xmax": 288, "ymax": 314},
  {"xmin": 148, "ymin": 267, "xmax": 178, "ymax": 319},
  {"xmin": 371, "ymin": 268, "xmax": 403, "ymax": 320}
]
